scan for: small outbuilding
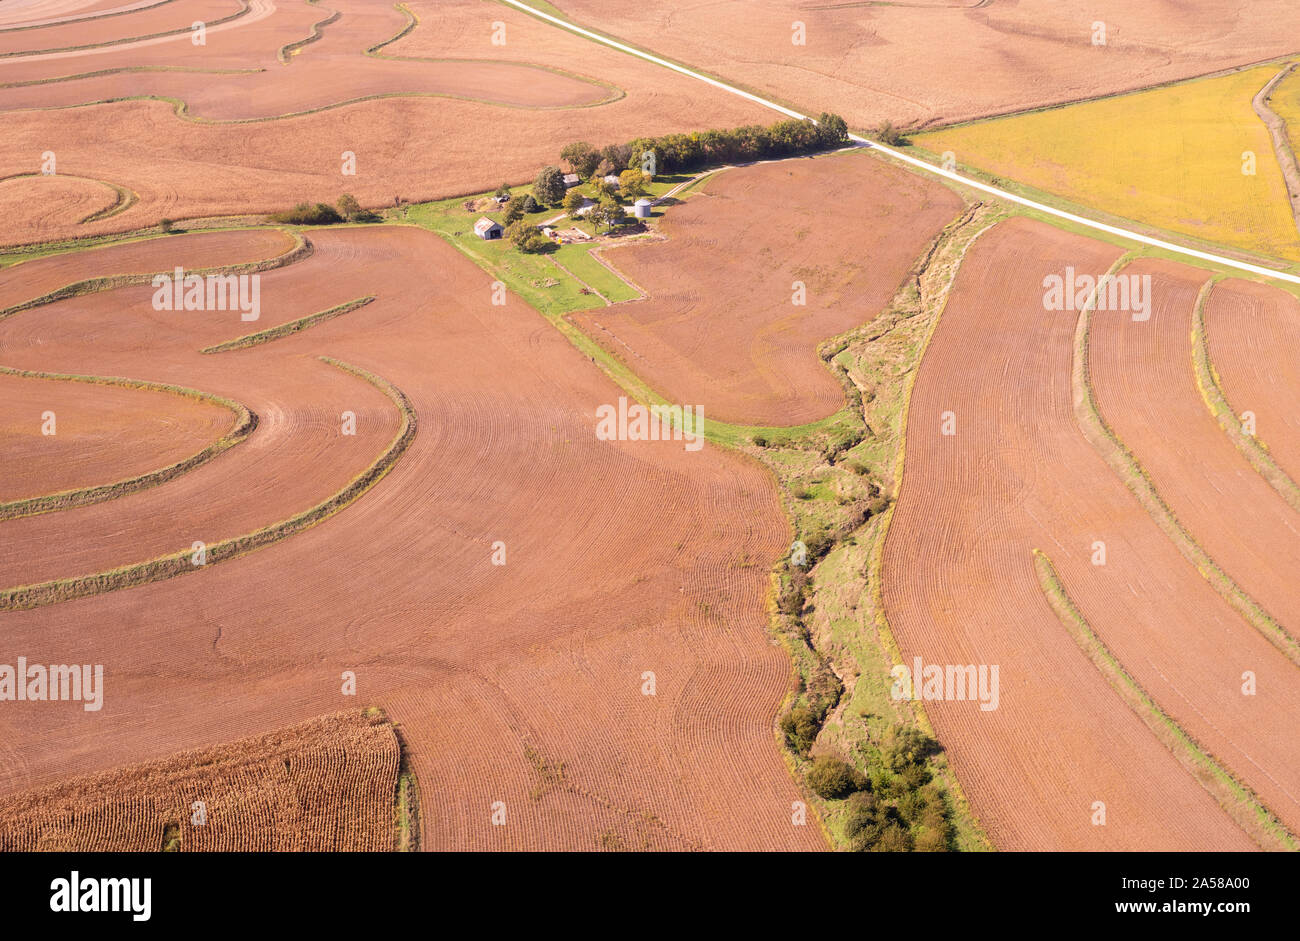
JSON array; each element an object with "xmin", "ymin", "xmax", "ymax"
[
  {"xmin": 633, "ymin": 198, "xmax": 653, "ymax": 219},
  {"xmin": 474, "ymin": 217, "xmax": 504, "ymax": 240},
  {"xmin": 603, "ymin": 174, "xmax": 621, "ymax": 189},
  {"xmin": 562, "ymin": 173, "xmax": 581, "ymax": 189}
]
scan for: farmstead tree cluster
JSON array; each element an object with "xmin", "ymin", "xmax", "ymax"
[{"xmin": 559, "ymin": 113, "xmax": 851, "ymax": 182}]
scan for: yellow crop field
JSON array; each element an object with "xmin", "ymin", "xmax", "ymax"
[
  {"xmin": 1271, "ymin": 66, "xmax": 1300, "ymax": 202},
  {"xmin": 917, "ymin": 64, "xmax": 1300, "ymax": 262}
]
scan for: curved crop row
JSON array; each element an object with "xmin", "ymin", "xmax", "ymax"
[
  {"xmin": 0, "ymin": 355, "xmax": 416, "ymax": 609},
  {"xmin": 0, "ymin": 365, "xmax": 255, "ymax": 521}
]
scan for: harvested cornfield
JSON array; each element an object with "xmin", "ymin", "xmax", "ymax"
[
  {"xmin": 0, "ymin": 175, "xmax": 123, "ymax": 243},
  {"xmin": 0, "ymin": 710, "xmax": 402, "ymax": 852},
  {"xmin": 917, "ymin": 65, "xmax": 1300, "ymax": 262},
  {"xmin": 542, "ymin": 0, "xmax": 1300, "ymax": 129},
  {"xmin": 572, "ymin": 151, "xmax": 963, "ymax": 425}
]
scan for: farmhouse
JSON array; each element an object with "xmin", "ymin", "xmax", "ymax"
[
  {"xmin": 603, "ymin": 174, "xmax": 621, "ymax": 189},
  {"xmin": 562, "ymin": 173, "xmax": 581, "ymax": 189},
  {"xmin": 474, "ymin": 217, "xmax": 503, "ymax": 240}
]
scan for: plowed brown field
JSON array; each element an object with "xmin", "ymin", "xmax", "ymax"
[
  {"xmin": 0, "ymin": 371, "xmax": 237, "ymax": 503},
  {"xmin": 0, "ymin": 228, "xmax": 295, "ymax": 310},
  {"xmin": 0, "ymin": 175, "xmax": 121, "ymax": 243},
  {"xmin": 0, "ymin": 0, "xmax": 244, "ymax": 55},
  {"xmin": 0, "ymin": 224, "xmax": 822, "ymax": 851},
  {"xmin": 0, "ymin": 710, "xmax": 400, "ymax": 851},
  {"xmin": 1088, "ymin": 259, "xmax": 1300, "ymax": 634},
  {"xmin": 1204, "ymin": 279, "xmax": 1300, "ymax": 482},
  {"xmin": 542, "ymin": 0, "xmax": 1300, "ymax": 129},
  {"xmin": 881, "ymin": 217, "xmax": 1300, "ymax": 849},
  {"xmin": 0, "ymin": 0, "xmax": 173, "ymax": 30},
  {"xmin": 0, "ymin": 0, "xmax": 611, "ymax": 114},
  {"xmin": 572, "ymin": 152, "xmax": 963, "ymax": 426},
  {"xmin": 0, "ymin": 0, "xmax": 773, "ymax": 246}
]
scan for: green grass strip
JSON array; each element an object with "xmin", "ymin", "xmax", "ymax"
[
  {"xmin": 1072, "ymin": 255, "xmax": 1299, "ymax": 665},
  {"xmin": 0, "ymin": 356, "xmax": 417, "ymax": 610},
  {"xmin": 0, "ymin": 366, "xmax": 255, "ymax": 521},
  {"xmin": 1033, "ymin": 549, "xmax": 1298, "ymax": 851},
  {"xmin": 200, "ymin": 295, "xmax": 374, "ymax": 353},
  {"xmin": 278, "ymin": 0, "xmax": 339, "ymax": 63}
]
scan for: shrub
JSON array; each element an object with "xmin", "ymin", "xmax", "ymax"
[
  {"xmin": 522, "ymin": 195, "xmax": 541, "ymax": 213},
  {"xmin": 780, "ymin": 706, "xmax": 820, "ymax": 755},
  {"xmin": 843, "ymin": 791, "xmax": 882, "ymax": 848},
  {"xmin": 914, "ymin": 825, "xmax": 952, "ymax": 852},
  {"xmin": 777, "ymin": 574, "xmax": 806, "ymax": 617},
  {"xmin": 159, "ymin": 218, "xmax": 175, "ymax": 234},
  {"xmin": 883, "ymin": 724, "xmax": 940, "ymax": 773},
  {"xmin": 337, "ymin": 193, "xmax": 362, "ymax": 219},
  {"xmin": 806, "ymin": 755, "xmax": 865, "ymax": 800},
  {"xmin": 802, "ymin": 530, "xmax": 833, "ymax": 561},
  {"xmin": 504, "ymin": 199, "xmax": 525, "ymax": 224},
  {"xmin": 563, "ymin": 189, "xmax": 586, "ymax": 214},
  {"xmin": 267, "ymin": 202, "xmax": 342, "ymax": 225},
  {"xmin": 872, "ymin": 821, "xmax": 914, "ymax": 852},
  {"xmin": 752, "ymin": 435, "xmax": 769, "ymax": 448},
  {"xmin": 874, "ymin": 120, "xmax": 910, "ymax": 147}
]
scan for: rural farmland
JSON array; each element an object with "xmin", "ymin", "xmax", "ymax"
[{"xmin": 0, "ymin": 0, "xmax": 1297, "ymax": 914}]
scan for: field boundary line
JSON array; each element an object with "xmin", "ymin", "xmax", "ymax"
[
  {"xmin": 1070, "ymin": 256, "xmax": 1300, "ymax": 666},
  {"xmin": 200, "ymin": 294, "xmax": 375, "ymax": 352},
  {"xmin": 917, "ymin": 53, "xmax": 1300, "ymax": 134},
  {"xmin": 1189, "ymin": 279, "xmax": 1300, "ymax": 513},
  {"xmin": 1032, "ymin": 549, "xmax": 1298, "ymax": 852},
  {"xmin": 0, "ymin": 356, "xmax": 417, "ymax": 610},
  {"xmin": 864, "ymin": 204, "xmax": 1001, "ymax": 851},
  {"xmin": 496, "ymin": 0, "xmax": 1300, "ymax": 287},
  {"xmin": 1252, "ymin": 62, "xmax": 1300, "ymax": 240},
  {"xmin": 277, "ymin": 0, "xmax": 339, "ymax": 64},
  {"xmin": 0, "ymin": 366, "xmax": 256, "ymax": 521}
]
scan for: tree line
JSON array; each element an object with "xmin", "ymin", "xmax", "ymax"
[{"xmin": 558, "ymin": 112, "xmax": 851, "ymax": 182}]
